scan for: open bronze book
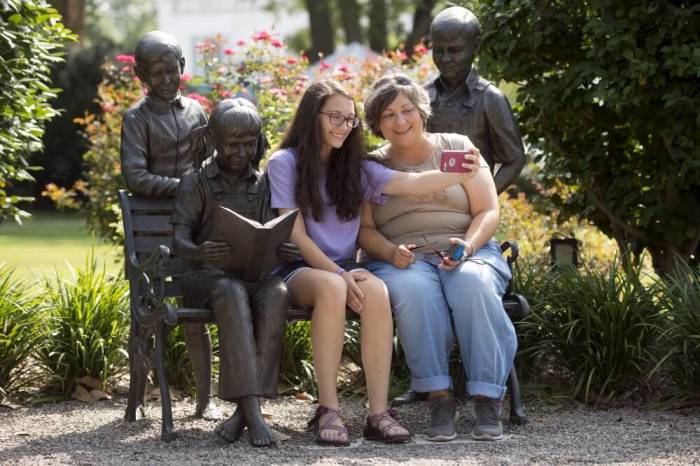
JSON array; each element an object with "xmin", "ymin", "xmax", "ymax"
[{"xmin": 211, "ymin": 207, "xmax": 298, "ymax": 282}]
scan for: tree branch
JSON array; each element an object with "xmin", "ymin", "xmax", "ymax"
[{"xmin": 586, "ymin": 189, "xmax": 643, "ymax": 240}]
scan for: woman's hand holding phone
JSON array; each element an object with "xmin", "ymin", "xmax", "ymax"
[{"xmin": 440, "ymin": 148, "xmax": 480, "ymax": 182}]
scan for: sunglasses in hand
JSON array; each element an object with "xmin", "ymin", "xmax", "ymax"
[{"xmin": 407, "ymin": 235, "xmax": 465, "ymax": 262}]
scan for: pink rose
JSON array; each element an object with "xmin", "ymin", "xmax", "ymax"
[
  {"xmin": 115, "ymin": 54, "xmax": 135, "ymax": 64},
  {"xmin": 252, "ymin": 31, "xmax": 271, "ymax": 42}
]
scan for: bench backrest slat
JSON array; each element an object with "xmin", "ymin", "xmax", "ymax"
[
  {"xmin": 119, "ymin": 189, "xmax": 184, "ymax": 300},
  {"xmin": 132, "ymin": 214, "xmax": 172, "ymax": 233},
  {"xmin": 134, "ymin": 236, "xmax": 173, "ymax": 253}
]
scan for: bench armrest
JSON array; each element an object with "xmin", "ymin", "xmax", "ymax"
[
  {"xmin": 500, "ymin": 240, "xmax": 520, "ymax": 267},
  {"xmin": 128, "ymin": 245, "xmax": 177, "ymax": 328}
]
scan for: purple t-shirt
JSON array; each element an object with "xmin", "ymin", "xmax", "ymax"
[{"xmin": 267, "ymin": 148, "xmax": 396, "ymax": 262}]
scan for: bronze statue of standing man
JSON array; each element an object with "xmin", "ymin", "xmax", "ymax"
[{"xmin": 425, "ymin": 6, "xmax": 526, "ymax": 194}]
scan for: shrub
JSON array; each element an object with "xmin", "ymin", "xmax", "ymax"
[
  {"xmin": 0, "ymin": 0, "xmax": 75, "ymax": 222},
  {"xmin": 0, "ymin": 265, "xmax": 45, "ymax": 400},
  {"xmin": 660, "ymin": 263, "xmax": 700, "ymax": 398},
  {"xmin": 279, "ymin": 321, "xmax": 315, "ymax": 395},
  {"xmin": 521, "ymin": 259, "xmax": 665, "ymax": 403},
  {"xmin": 36, "ymin": 256, "xmax": 130, "ymax": 394}
]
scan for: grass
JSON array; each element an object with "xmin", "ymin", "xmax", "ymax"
[{"xmin": 0, "ymin": 211, "xmax": 120, "ymax": 279}]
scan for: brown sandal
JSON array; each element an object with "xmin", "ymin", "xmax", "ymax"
[
  {"xmin": 363, "ymin": 408, "xmax": 412, "ymax": 444},
  {"xmin": 307, "ymin": 405, "xmax": 351, "ymax": 447}
]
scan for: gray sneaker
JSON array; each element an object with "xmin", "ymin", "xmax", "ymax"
[
  {"xmin": 426, "ymin": 396, "xmax": 457, "ymax": 441},
  {"xmin": 472, "ymin": 397, "xmax": 503, "ymax": 441}
]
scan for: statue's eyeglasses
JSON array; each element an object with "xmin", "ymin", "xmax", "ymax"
[{"xmin": 319, "ymin": 111, "xmax": 360, "ymax": 128}]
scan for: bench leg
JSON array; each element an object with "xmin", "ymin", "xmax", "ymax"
[
  {"xmin": 154, "ymin": 322, "xmax": 176, "ymax": 441},
  {"xmin": 125, "ymin": 317, "xmax": 151, "ymax": 422},
  {"xmin": 507, "ymin": 365, "xmax": 529, "ymax": 425}
]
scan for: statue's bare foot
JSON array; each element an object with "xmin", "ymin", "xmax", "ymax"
[
  {"xmin": 240, "ymin": 396, "xmax": 277, "ymax": 447},
  {"xmin": 195, "ymin": 396, "xmax": 224, "ymax": 421},
  {"xmin": 246, "ymin": 415, "xmax": 276, "ymax": 447},
  {"xmin": 214, "ymin": 407, "xmax": 245, "ymax": 443}
]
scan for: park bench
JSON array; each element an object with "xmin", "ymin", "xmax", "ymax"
[{"xmin": 118, "ymin": 189, "xmax": 529, "ymax": 442}]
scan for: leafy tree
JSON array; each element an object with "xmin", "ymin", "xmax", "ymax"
[
  {"xmin": 474, "ymin": 0, "xmax": 700, "ymax": 275},
  {"xmin": 0, "ymin": 0, "xmax": 75, "ymax": 222}
]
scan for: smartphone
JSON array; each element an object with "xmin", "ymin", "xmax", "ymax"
[
  {"xmin": 440, "ymin": 149, "xmax": 475, "ymax": 173},
  {"xmin": 445, "ymin": 243, "xmax": 465, "ymax": 261}
]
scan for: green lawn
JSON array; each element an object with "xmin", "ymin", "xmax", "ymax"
[{"xmin": 0, "ymin": 212, "xmax": 121, "ymax": 279}]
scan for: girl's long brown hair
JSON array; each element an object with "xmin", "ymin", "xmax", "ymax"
[{"xmin": 279, "ymin": 80, "xmax": 367, "ymax": 221}]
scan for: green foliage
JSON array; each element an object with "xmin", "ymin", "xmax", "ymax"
[
  {"xmin": 0, "ymin": 0, "xmax": 76, "ymax": 222},
  {"xmin": 36, "ymin": 256, "xmax": 129, "ymax": 394},
  {"xmin": 0, "ymin": 264, "xmax": 45, "ymax": 400},
  {"xmin": 279, "ymin": 321, "xmax": 316, "ymax": 395},
  {"xmin": 660, "ymin": 263, "xmax": 700, "ymax": 397},
  {"xmin": 520, "ymin": 259, "xmax": 665, "ymax": 403},
  {"xmin": 476, "ymin": 1, "xmax": 700, "ymax": 275}
]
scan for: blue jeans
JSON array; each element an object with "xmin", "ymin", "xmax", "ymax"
[{"xmin": 364, "ymin": 239, "xmax": 517, "ymax": 399}]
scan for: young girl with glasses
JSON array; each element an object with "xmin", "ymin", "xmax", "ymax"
[{"xmin": 266, "ymin": 79, "xmax": 479, "ymax": 446}]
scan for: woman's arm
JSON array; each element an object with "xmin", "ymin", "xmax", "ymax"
[
  {"xmin": 382, "ymin": 150, "xmax": 480, "ymax": 196},
  {"xmin": 462, "ymin": 168, "xmax": 500, "ymax": 251},
  {"xmin": 358, "ymin": 201, "xmax": 415, "ymax": 268},
  {"xmin": 440, "ymin": 167, "xmax": 500, "ymax": 271},
  {"xmin": 278, "ymin": 208, "xmax": 339, "ymax": 272}
]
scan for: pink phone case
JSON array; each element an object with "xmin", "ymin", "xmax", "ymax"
[{"xmin": 440, "ymin": 150, "xmax": 474, "ymax": 173}]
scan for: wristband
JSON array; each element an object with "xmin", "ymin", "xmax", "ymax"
[{"xmin": 334, "ymin": 267, "xmax": 346, "ymax": 275}]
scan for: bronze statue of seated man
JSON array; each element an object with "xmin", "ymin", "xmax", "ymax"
[{"xmin": 171, "ymin": 98, "xmax": 297, "ymax": 447}]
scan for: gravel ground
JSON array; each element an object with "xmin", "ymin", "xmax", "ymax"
[{"xmin": 1, "ymin": 395, "xmax": 699, "ymax": 465}]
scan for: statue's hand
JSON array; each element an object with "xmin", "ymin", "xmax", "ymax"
[
  {"xmin": 196, "ymin": 241, "xmax": 230, "ymax": 262},
  {"xmin": 277, "ymin": 242, "xmax": 300, "ymax": 262},
  {"xmin": 189, "ymin": 125, "xmax": 208, "ymax": 168}
]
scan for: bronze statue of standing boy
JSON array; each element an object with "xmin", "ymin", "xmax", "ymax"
[
  {"xmin": 120, "ymin": 30, "xmax": 221, "ymax": 421},
  {"xmin": 425, "ymin": 6, "xmax": 526, "ymax": 194}
]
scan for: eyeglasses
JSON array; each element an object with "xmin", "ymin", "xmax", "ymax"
[{"xmin": 319, "ymin": 111, "xmax": 360, "ymax": 128}]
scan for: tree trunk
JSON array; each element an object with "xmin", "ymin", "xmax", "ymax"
[
  {"xmin": 368, "ymin": 0, "xmax": 387, "ymax": 53},
  {"xmin": 337, "ymin": 0, "xmax": 362, "ymax": 44},
  {"xmin": 305, "ymin": 0, "xmax": 335, "ymax": 62},
  {"xmin": 404, "ymin": 0, "xmax": 436, "ymax": 58},
  {"xmin": 50, "ymin": 0, "xmax": 84, "ymax": 38}
]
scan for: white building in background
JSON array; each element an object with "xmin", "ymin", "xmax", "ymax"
[{"xmin": 156, "ymin": 0, "xmax": 307, "ymax": 75}]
